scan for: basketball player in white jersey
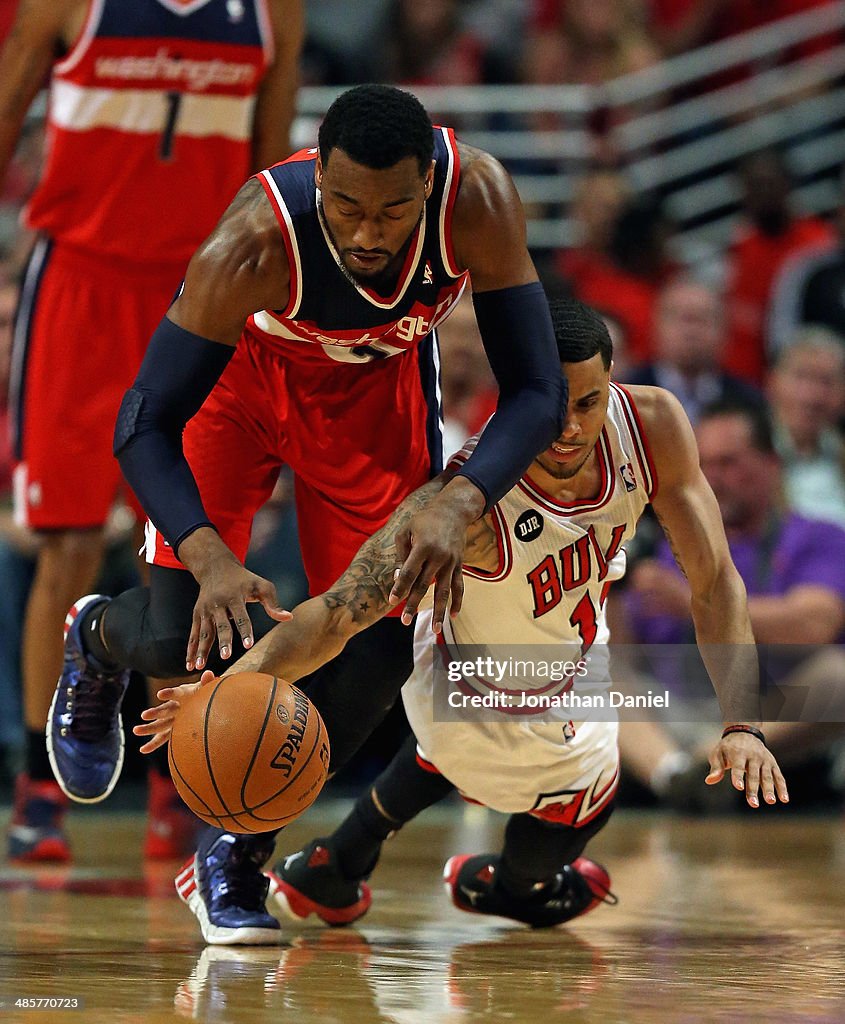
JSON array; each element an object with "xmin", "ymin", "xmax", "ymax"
[{"xmin": 138, "ymin": 298, "xmax": 788, "ymax": 937}]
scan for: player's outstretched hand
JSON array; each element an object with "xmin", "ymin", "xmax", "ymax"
[
  {"xmin": 133, "ymin": 671, "xmax": 217, "ymax": 754},
  {"xmin": 390, "ymin": 501, "xmax": 468, "ymax": 633},
  {"xmin": 705, "ymin": 731, "xmax": 789, "ymax": 808},
  {"xmin": 186, "ymin": 559, "xmax": 292, "ymax": 672}
]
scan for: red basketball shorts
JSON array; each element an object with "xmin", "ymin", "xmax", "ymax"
[
  {"xmin": 146, "ymin": 328, "xmax": 442, "ymax": 597},
  {"xmin": 11, "ymin": 238, "xmax": 184, "ymax": 529}
]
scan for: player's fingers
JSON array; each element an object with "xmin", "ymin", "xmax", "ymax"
[
  {"xmin": 186, "ymin": 610, "xmax": 203, "ymax": 671},
  {"xmin": 139, "ymin": 733, "xmax": 169, "ymax": 755},
  {"xmin": 731, "ymin": 764, "xmax": 746, "ymax": 792},
  {"xmin": 252, "ymin": 579, "xmax": 292, "ymax": 623},
  {"xmin": 744, "ymin": 760, "xmax": 761, "ymax": 807},
  {"xmin": 390, "ymin": 549, "xmax": 426, "ymax": 606},
  {"xmin": 773, "ymin": 763, "xmax": 790, "ymax": 803},
  {"xmin": 194, "ymin": 613, "xmax": 216, "ymax": 671},
  {"xmin": 229, "ymin": 599, "xmax": 254, "ymax": 650},
  {"xmin": 138, "ymin": 701, "xmax": 178, "ymax": 722},
  {"xmin": 760, "ymin": 763, "xmax": 777, "ymax": 805},
  {"xmin": 449, "ymin": 564, "xmax": 464, "ymax": 618},
  {"xmin": 394, "ymin": 527, "xmax": 412, "ymax": 565},
  {"xmin": 156, "ymin": 681, "xmax": 202, "ymax": 703},
  {"xmin": 133, "ymin": 718, "xmax": 172, "ymax": 737},
  {"xmin": 430, "ymin": 565, "xmax": 454, "ymax": 634},
  {"xmin": 401, "ymin": 564, "xmax": 435, "ymax": 625},
  {"xmin": 214, "ymin": 608, "xmax": 234, "ymax": 661},
  {"xmin": 705, "ymin": 745, "xmax": 727, "ymax": 785}
]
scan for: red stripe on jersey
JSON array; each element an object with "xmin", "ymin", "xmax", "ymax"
[
  {"xmin": 415, "ymin": 749, "xmax": 443, "ymax": 775},
  {"xmin": 517, "ymin": 430, "xmax": 615, "ymax": 515},
  {"xmin": 440, "ymin": 127, "xmax": 463, "ymax": 277},
  {"xmin": 257, "ymin": 173, "xmax": 299, "ymax": 318},
  {"xmin": 462, "ymin": 503, "xmax": 512, "ymax": 582},
  {"xmin": 270, "ymin": 147, "xmax": 318, "ymax": 167}
]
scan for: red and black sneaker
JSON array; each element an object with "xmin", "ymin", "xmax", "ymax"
[
  {"xmin": 443, "ymin": 853, "xmax": 616, "ymax": 928},
  {"xmin": 266, "ymin": 838, "xmax": 372, "ymax": 927}
]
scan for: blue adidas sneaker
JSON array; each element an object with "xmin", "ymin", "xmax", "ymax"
[
  {"xmin": 47, "ymin": 595, "xmax": 130, "ymax": 803},
  {"xmin": 175, "ymin": 830, "xmax": 281, "ymax": 946}
]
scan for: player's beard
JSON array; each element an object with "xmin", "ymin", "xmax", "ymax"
[{"xmin": 320, "ymin": 199, "xmax": 423, "ymax": 294}]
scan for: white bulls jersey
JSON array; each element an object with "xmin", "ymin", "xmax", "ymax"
[{"xmin": 403, "ymin": 383, "xmax": 657, "ymax": 820}]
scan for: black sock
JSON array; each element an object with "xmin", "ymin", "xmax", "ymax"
[
  {"xmin": 78, "ymin": 599, "xmax": 119, "ymax": 670},
  {"xmin": 26, "ymin": 728, "xmax": 54, "ymax": 782},
  {"xmin": 331, "ymin": 735, "xmax": 455, "ymax": 880},
  {"xmin": 498, "ymin": 806, "xmax": 615, "ymax": 898},
  {"xmin": 331, "ymin": 790, "xmax": 397, "ymax": 880}
]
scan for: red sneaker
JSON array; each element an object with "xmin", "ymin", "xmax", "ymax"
[
  {"xmin": 7, "ymin": 773, "xmax": 71, "ymax": 863},
  {"xmin": 144, "ymin": 770, "xmax": 201, "ymax": 860}
]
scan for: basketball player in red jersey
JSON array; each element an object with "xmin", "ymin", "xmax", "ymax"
[
  {"xmin": 0, "ymin": 0, "xmax": 303, "ymax": 863},
  {"xmin": 48, "ymin": 84, "xmax": 566, "ymax": 943},
  {"xmin": 139, "ymin": 298, "xmax": 787, "ymax": 941}
]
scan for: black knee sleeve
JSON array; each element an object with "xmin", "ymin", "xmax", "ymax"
[{"xmin": 101, "ymin": 566, "xmax": 275, "ymax": 678}]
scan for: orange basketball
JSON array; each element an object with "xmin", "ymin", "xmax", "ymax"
[{"xmin": 168, "ymin": 672, "xmax": 330, "ymax": 834}]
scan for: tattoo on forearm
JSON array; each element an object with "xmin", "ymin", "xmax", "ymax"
[
  {"xmin": 654, "ymin": 510, "xmax": 688, "ymax": 578},
  {"xmin": 321, "ymin": 482, "xmax": 441, "ymax": 624}
]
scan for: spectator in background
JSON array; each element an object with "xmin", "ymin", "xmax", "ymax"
[
  {"xmin": 767, "ymin": 328, "xmax": 845, "ymax": 528},
  {"xmin": 370, "ymin": 0, "xmax": 489, "ymax": 87},
  {"xmin": 768, "ymin": 170, "xmax": 845, "ymax": 357},
  {"xmin": 647, "ymin": 0, "xmax": 729, "ymax": 56},
  {"xmin": 723, "ymin": 148, "xmax": 835, "ymax": 384},
  {"xmin": 648, "ymin": 0, "xmax": 840, "ymax": 61},
  {"xmin": 561, "ymin": 192, "xmax": 677, "ymax": 365},
  {"xmin": 627, "ymin": 277, "xmax": 763, "ymax": 424},
  {"xmin": 522, "ymin": 0, "xmax": 661, "ymax": 160},
  {"xmin": 611, "ymin": 397, "xmax": 845, "ymax": 809},
  {"xmin": 526, "ymin": 0, "xmax": 659, "ymax": 87},
  {"xmin": 556, "ymin": 170, "xmax": 632, "ymax": 296}
]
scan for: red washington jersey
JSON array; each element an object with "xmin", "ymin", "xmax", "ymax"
[
  {"xmin": 25, "ymin": 0, "xmax": 272, "ymax": 267},
  {"xmin": 250, "ymin": 126, "xmax": 469, "ymax": 365}
]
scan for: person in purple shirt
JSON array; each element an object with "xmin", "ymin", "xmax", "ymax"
[{"xmin": 613, "ymin": 398, "xmax": 845, "ymax": 807}]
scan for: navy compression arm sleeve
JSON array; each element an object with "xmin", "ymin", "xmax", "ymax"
[
  {"xmin": 114, "ymin": 316, "xmax": 235, "ymax": 554},
  {"xmin": 457, "ymin": 282, "xmax": 564, "ymax": 509}
]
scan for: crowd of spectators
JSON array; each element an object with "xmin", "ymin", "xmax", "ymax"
[{"xmin": 0, "ymin": 0, "xmax": 843, "ymax": 812}]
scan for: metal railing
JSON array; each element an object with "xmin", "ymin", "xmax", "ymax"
[{"xmin": 296, "ymin": 1, "xmax": 845, "ymax": 261}]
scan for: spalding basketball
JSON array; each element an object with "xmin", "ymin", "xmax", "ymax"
[{"xmin": 168, "ymin": 672, "xmax": 330, "ymax": 834}]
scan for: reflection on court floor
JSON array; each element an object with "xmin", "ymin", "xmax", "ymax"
[{"xmin": 1, "ymin": 801, "xmax": 843, "ymax": 1024}]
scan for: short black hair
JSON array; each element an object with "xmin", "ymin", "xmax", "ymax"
[
  {"xmin": 318, "ymin": 84, "xmax": 434, "ymax": 175},
  {"xmin": 549, "ymin": 298, "xmax": 613, "ymax": 370},
  {"xmin": 698, "ymin": 397, "xmax": 776, "ymax": 455}
]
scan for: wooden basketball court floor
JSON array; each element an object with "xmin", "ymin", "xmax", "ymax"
[{"xmin": 0, "ymin": 799, "xmax": 843, "ymax": 1024}]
